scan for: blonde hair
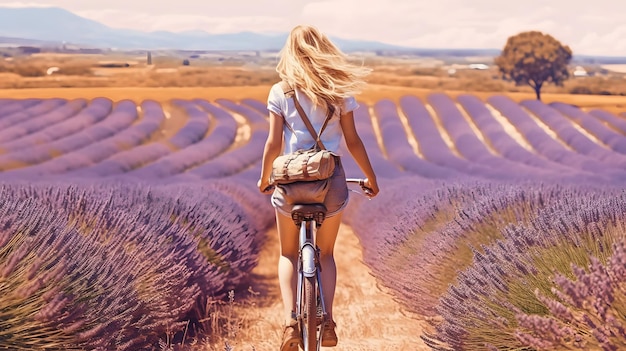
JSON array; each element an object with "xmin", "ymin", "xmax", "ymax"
[{"xmin": 276, "ymin": 25, "xmax": 371, "ymax": 110}]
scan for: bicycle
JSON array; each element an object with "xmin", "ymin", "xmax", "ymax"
[{"xmin": 289, "ymin": 178, "xmax": 372, "ymax": 351}]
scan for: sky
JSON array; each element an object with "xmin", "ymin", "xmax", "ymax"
[{"xmin": 1, "ymin": 0, "xmax": 626, "ymax": 56}]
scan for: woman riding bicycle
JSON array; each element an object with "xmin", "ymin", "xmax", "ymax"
[{"xmin": 257, "ymin": 25, "xmax": 379, "ymax": 350}]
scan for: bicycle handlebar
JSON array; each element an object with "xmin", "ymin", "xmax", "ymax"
[
  {"xmin": 263, "ymin": 178, "xmax": 374, "ymax": 197},
  {"xmin": 346, "ymin": 178, "xmax": 374, "ymax": 197}
]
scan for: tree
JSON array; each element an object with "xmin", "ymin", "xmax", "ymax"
[{"xmin": 495, "ymin": 31, "xmax": 572, "ymax": 100}]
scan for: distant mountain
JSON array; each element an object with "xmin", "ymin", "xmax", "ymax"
[
  {"xmin": 0, "ymin": 6, "xmax": 409, "ymax": 52},
  {"xmin": 0, "ymin": 35, "xmax": 62, "ymax": 46}
]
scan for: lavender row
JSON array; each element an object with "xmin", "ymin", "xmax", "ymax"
[
  {"xmin": 521, "ymin": 99, "xmax": 626, "ymax": 167},
  {"xmin": 168, "ymin": 99, "xmax": 211, "ymax": 149},
  {"xmin": 0, "ymin": 179, "xmax": 271, "ymax": 350},
  {"xmin": 184, "ymin": 127, "xmax": 266, "ymax": 179},
  {"xmin": 374, "ymin": 99, "xmax": 456, "ymax": 179},
  {"xmin": 343, "ymin": 175, "xmax": 440, "ymax": 257},
  {"xmin": 589, "ymin": 108, "xmax": 626, "ymax": 135},
  {"xmin": 199, "ymin": 176, "xmax": 276, "ymax": 232},
  {"xmin": 216, "ymin": 98, "xmax": 268, "ymax": 129},
  {"xmin": 0, "ymin": 99, "xmax": 121, "ymax": 172},
  {"xmin": 241, "ymin": 98, "xmax": 269, "ymax": 116},
  {"xmin": 91, "ymin": 100, "xmax": 260, "ymax": 179},
  {"xmin": 0, "ymin": 98, "xmax": 43, "ymax": 119},
  {"xmin": 124, "ymin": 100, "xmax": 238, "ymax": 179},
  {"xmin": 74, "ymin": 143, "xmax": 171, "ymax": 177},
  {"xmin": 400, "ymin": 95, "xmax": 511, "ymax": 180},
  {"xmin": 0, "ymin": 98, "xmax": 66, "ymax": 129},
  {"xmin": 549, "ymin": 102, "xmax": 626, "ymax": 155},
  {"xmin": 428, "ymin": 93, "xmax": 550, "ymax": 180},
  {"xmin": 68, "ymin": 101, "xmax": 185, "ymax": 177},
  {"xmin": 487, "ymin": 95, "xmax": 626, "ymax": 183},
  {"xmin": 340, "ymin": 102, "xmax": 404, "ymax": 179},
  {"xmin": 348, "ymin": 177, "xmax": 600, "ymax": 315},
  {"xmin": 456, "ymin": 94, "xmax": 575, "ymax": 175},
  {"xmin": 0, "ymin": 99, "xmax": 89, "ymax": 145},
  {"xmin": 12, "ymin": 100, "xmax": 161, "ymax": 178},
  {"xmin": 349, "ymin": 179, "xmax": 504, "ymax": 316},
  {"xmin": 180, "ymin": 100, "xmax": 269, "ymax": 179},
  {"xmin": 0, "ymin": 99, "xmax": 111, "ymax": 155}
]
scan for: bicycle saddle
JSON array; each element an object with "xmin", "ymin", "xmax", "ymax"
[
  {"xmin": 291, "ymin": 204, "xmax": 327, "ymax": 225},
  {"xmin": 292, "ymin": 204, "xmax": 327, "ymax": 216}
]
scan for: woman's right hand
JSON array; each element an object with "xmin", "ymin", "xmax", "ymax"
[{"xmin": 363, "ymin": 178, "xmax": 379, "ymax": 198}]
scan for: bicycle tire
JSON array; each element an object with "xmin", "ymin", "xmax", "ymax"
[{"xmin": 302, "ymin": 275, "xmax": 318, "ymax": 351}]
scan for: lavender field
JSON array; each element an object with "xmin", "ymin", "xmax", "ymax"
[{"xmin": 1, "ymin": 94, "xmax": 625, "ymax": 350}]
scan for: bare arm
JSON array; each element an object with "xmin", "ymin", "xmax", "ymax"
[
  {"xmin": 258, "ymin": 111, "xmax": 284, "ymax": 193},
  {"xmin": 340, "ymin": 110, "xmax": 379, "ymax": 197}
]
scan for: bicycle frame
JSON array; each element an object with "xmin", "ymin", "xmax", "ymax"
[
  {"xmin": 292, "ymin": 204, "xmax": 327, "ymax": 351},
  {"xmin": 290, "ymin": 178, "xmax": 371, "ymax": 351}
]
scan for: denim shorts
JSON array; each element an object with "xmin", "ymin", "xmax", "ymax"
[{"xmin": 271, "ymin": 158, "xmax": 349, "ymax": 218}]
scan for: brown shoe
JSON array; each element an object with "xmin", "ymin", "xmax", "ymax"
[
  {"xmin": 281, "ymin": 320, "xmax": 301, "ymax": 351},
  {"xmin": 321, "ymin": 319, "xmax": 338, "ymax": 347}
]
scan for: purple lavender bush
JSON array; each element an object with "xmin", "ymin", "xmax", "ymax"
[
  {"xmin": 0, "ymin": 98, "xmax": 43, "ymax": 119},
  {"xmin": 0, "ymin": 98, "xmax": 93, "ymax": 145},
  {"xmin": 513, "ymin": 239, "xmax": 626, "ymax": 350},
  {"xmin": 424, "ymin": 188, "xmax": 625, "ymax": 351},
  {"xmin": 347, "ymin": 176, "xmax": 611, "ymax": 318},
  {"xmin": 0, "ymin": 179, "xmax": 271, "ymax": 350},
  {"xmin": 0, "ymin": 98, "xmax": 66, "ymax": 130}
]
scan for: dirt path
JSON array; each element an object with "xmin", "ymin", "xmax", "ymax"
[{"xmin": 223, "ymin": 224, "xmax": 431, "ymax": 351}]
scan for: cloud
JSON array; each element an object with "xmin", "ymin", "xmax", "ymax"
[
  {"xmin": 577, "ymin": 26, "xmax": 626, "ymax": 56},
  {"xmin": 300, "ymin": 0, "xmax": 430, "ymax": 41},
  {"xmin": 301, "ymin": 0, "xmax": 626, "ymax": 55}
]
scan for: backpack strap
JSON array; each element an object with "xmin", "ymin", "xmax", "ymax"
[
  {"xmin": 279, "ymin": 80, "xmax": 294, "ymax": 98},
  {"xmin": 278, "ymin": 80, "xmax": 333, "ymax": 150},
  {"xmin": 278, "ymin": 81, "xmax": 296, "ymax": 135}
]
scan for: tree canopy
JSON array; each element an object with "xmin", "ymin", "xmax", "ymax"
[{"xmin": 495, "ymin": 31, "xmax": 572, "ymax": 100}]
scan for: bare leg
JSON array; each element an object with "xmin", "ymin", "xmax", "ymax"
[
  {"xmin": 275, "ymin": 210, "xmax": 299, "ymax": 325},
  {"xmin": 315, "ymin": 211, "xmax": 343, "ymax": 322}
]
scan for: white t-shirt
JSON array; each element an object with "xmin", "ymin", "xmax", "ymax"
[{"xmin": 267, "ymin": 82, "xmax": 359, "ymax": 155}]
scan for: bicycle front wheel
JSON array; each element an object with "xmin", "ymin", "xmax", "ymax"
[{"xmin": 302, "ymin": 275, "xmax": 318, "ymax": 351}]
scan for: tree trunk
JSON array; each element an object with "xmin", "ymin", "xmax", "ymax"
[{"xmin": 534, "ymin": 82, "xmax": 543, "ymax": 100}]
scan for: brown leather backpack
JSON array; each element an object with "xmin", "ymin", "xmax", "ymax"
[{"xmin": 270, "ymin": 81, "xmax": 338, "ymax": 185}]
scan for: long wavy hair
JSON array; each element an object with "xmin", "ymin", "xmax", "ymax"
[{"xmin": 276, "ymin": 25, "xmax": 371, "ymax": 111}]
